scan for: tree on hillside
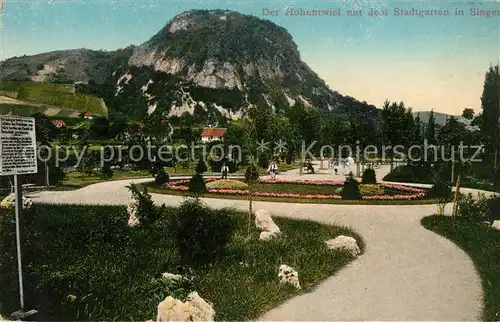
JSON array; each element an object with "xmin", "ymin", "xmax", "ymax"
[
  {"xmin": 462, "ymin": 108, "xmax": 475, "ymax": 120},
  {"xmin": 90, "ymin": 116, "xmax": 110, "ymax": 139},
  {"xmin": 480, "ymin": 64, "xmax": 500, "ymax": 168},
  {"xmin": 381, "ymin": 100, "xmax": 413, "ymax": 170},
  {"xmin": 425, "ymin": 110, "xmax": 437, "ymax": 145},
  {"xmin": 413, "ymin": 114, "xmax": 423, "ymax": 144},
  {"xmin": 32, "ymin": 113, "xmax": 56, "ymax": 146}
]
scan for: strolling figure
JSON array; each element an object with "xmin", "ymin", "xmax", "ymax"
[
  {"xmin": 268, "ymin": 162, "xmax": 278, "ymax": 179},
  {"xmin": 221, "ymin": 163, "xmax": 229, "ymax": 179}
]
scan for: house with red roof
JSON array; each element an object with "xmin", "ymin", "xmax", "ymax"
[
  {"xmin": 51, "ymin": 120, "xmax": 67, "ymax": 128},
  {"xmin": 200, "ymin": 127, "xmax": 226, "ymax": 143}
]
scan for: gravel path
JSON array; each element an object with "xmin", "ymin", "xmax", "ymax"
[{"xmin": 27, "ymin": 168, "xmax": 485, "ymax": 321}]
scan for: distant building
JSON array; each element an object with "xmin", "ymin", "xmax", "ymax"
[
  {"xmin": 51, "ymin": 120, "xmax": 67, "ymax": 128},
  {"xmin": 84, "ymin": 112, "xmax": 93, "ymax": 120},
  {"xmin": 200, "ymin": 127, "xmax": 226, "ymax": 143}
]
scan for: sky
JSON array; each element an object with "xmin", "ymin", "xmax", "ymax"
[{"xmin": 1, "ymin": 0, "xmax": 499, "ymax": 115}]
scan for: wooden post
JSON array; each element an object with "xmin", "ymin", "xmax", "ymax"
[{"xmin": 452, "ymin": 173, "xmax": 462, "ymax": 217}]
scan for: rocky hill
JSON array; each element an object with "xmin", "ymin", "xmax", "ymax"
[
  {"xmin": 0, "ymin": 47, "xmax": 133, "ymax": 84},
  {"xmin": 0, "ymin": 9, "xmax": 378, "ymax": 123},
  {"xmin": 413, "ymin": 111, "xmax": 479, "ymax": 131}
]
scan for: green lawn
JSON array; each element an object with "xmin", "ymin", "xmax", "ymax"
[
  {"xmin": 141, "ymin": 182, "xmax": 438, "ymax": 205},
  {"xmin": 0, "ymin": 203, "xmax": 363, "ymax": 321},
  {"xmin": 384, "ymin": 164, "xmax": 499, "ymax": 193},
  {"xmin": 421, "ymin": 216, "xmax": 500, "ymax": 321}
]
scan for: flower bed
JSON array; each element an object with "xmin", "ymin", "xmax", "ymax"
[{"xmin": 167, "ymin": 178, "xmax": 427, "ymax": 200}]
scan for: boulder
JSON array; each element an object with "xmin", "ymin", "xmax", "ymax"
[
  {"xmin": 127, "ymin": 201, "xmax": 139, "ymax": 227},
  {"xmin": 278, "ymin": 264, "xmax": 301, "ymax": 289},
  {"xmin": 325, "ymin": 235, "xmax": 361, "ymax": 257},
  {"xmin": 162, "ymin": 272, "xmax": 184, "ymax": 283},
  {"xmin": 255, "ymin": 209, "xmax": 280, "ymax": 233},
  {"xmin": 156, "ymin": 291, "xmax": 214, "ymax": 322},
  {"xmin": 0, "ymin": 193, "xmax": 33, "ymax": 210},
  {"xmin": 259, "ymin": 230, "xmax": 281, "ymax": 241},
  {"xmin": 492, "ymin": 220, "xmax": 500, "ymax": 231}
]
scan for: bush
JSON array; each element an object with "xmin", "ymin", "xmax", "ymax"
[
  {"xmin": 188, "ymin": 174, "xmax": 206, "ymax": 194},
  {"xmin": 101, "ymin": 162, "xmax": 113, "ymax": 179},
  {"xmin": 0, "ymin": 205, "xmax": 132, "ymax": 320},
  {"xmin": 168, "ymin": 198, "xmax": 236, "ymax": 266},
  {"xmin": 195, "ymin": 158, "xmax": 208, "ymax": 174},
  {"xmin": 487, "ymin": 196, "xmax": 500, "ymax": 221},
  {"xmin": 154, "ymin": 167, "xmax": 169, "ymax": 186},
  {"xmin": 382, "ymin": 165, "xmax": 434, "ymax": 184},
  {"xmin": 127, "ymin": 183, "xmax": 162, "ymax": 224},
  {"xmin": 426, "ymin": 168, "xmax": 452, "ymax": 199},
  {"xmin": 244, "ymin": 163, "xmax": 259, "ymax": 183},
  {"xmin": 25, "ymin": 158, "xmax": 66, "ymax": 186},
  {"xmin": 258, "ymin": 154, "xmax": 270, "ymax": 169},
  {"xmin": 493, "ymin": 168, "xmax": 500, "ymax": 188},
  {"xmin": 458, "ymin": 193, "xmax": 489, "ymax": 222},
  {"xmin": 341, "ymin": 172, "xmax": 361, "ymax": 200},
  {"xmin": 361, "ymin": 168, "xmax": 377, "ymax": 184}
]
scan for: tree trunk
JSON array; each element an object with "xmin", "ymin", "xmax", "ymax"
[
  {"xmin": 299, "ymin": 151, "xmax": 304, "ymax": 175},
  {"xmin": 452, "ymin": 174, "xmax": 461, "ymax": 217},
  {"xmin": 451, "ymin": 161, "xmax": 455, "ymax": 184},
  {"xmin": 495, "ymin": 149, "xmax": 498, "ymax": 169}
]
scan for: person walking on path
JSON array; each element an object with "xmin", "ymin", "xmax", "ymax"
[
  {"xmin": 221, "ymin": 163, "xmax": 229, "ymax": 179},
  {"xmin": 268, "ymin": 162, "xmax": 278, "ymax": 179}
]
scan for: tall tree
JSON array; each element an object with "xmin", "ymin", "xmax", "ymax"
[
  {"xmin": 381, "ymin": 100, "xmax": 413, "ymax": 170},
  {"xmin": 480, "ymin": 64, "xmax": 500, "ymax": 168},
  {"xmin": 425, "ymin": 110, "xmax": 437, "ymax": 145},
  {"xmin": 462, "ymin": 108, "xmax": 475, "ymax": 120}
]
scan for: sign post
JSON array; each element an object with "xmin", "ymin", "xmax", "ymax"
[{"xmin": 0, "ymin": 116, "xmax": 38, "ymax": 319}]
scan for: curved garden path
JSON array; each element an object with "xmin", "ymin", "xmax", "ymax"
[{"xmin": 27, "ymin": 164, "xmax": 487, "ymax": 321}]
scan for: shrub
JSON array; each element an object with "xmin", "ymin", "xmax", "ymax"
[
  {"xmin": 206, "ymin": 179, "xmax": 248, "ymax": 190},
  {"xmin": 195, "ymin": 158, "xmax": 208, "ymax": 174},
  {"xmin": 493, "ymin": 168, "xmax": 500, "ymax": 188},
  {"xmin": 361, "ymin": 168, "xmax": 377, "ymax": 184},
  {"xmin": 487, "ymin": 196, "xmax": 500, "ymax": 221},
  {"xmin": 127, "ymin": 183, "xmax": 162, "ymax": 224},
  {"xmin": 382, "ymin": 165, "xmax": 434, "ymax": 184},
  {"xmin": 341, "ymin": 172, "xmax": 361, "ymax": 200},
  {"xmin": 168, "ymin": 198, "xmax": 236, "ymax": 266},
  {"xmin": 258, "ymin": 154, "xmax": 270, "ymax": 169},
  {"xmin": 426, "ymin": 168, "xmax": 452, "ymax": 199},
  {"xmin": 154, "ymin": 167, "xmax": 169, "ymax": 186},
  {"xmin": 188, "ymin": 174, "xmax": 206, "ymax": 194},
  {"xmin": 101, "ymin": 162, "xmax": 113, "ymax": 179},
  {"xmin": 244, "ymin": 163, "xmax": 259, "ymax": 183},
  {"xmin": 458, "ymin": 193, "xmax": 489, "ymax": 222}
]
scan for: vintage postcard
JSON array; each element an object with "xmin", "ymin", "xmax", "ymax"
[{"xmin": 0, "ymin": 0, "xmax": 499, "ymax": 321}]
